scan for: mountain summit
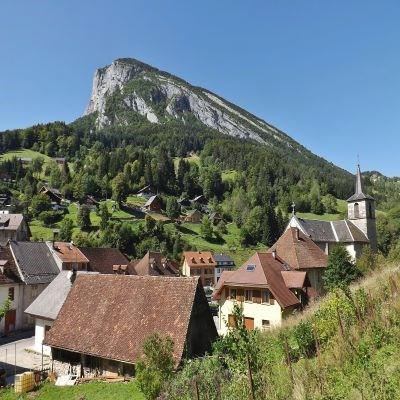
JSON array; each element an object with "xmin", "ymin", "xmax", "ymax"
[{"xmin": 84, "ymin": 58, "xmax": 303, "ymax": 152}]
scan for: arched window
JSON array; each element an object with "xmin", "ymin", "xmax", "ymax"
[{"xmin": 354, "ymin": 203, "xmax": 359, "ymax": 219}]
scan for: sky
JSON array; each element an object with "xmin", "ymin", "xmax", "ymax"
[{"xmin": 0, "ymin": 1, "xmax": 399, "ymax": 176}]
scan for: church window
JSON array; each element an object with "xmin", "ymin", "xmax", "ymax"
[{"xmin": 354, "ymin": 203, "xmax": 359, "ymax": 218}]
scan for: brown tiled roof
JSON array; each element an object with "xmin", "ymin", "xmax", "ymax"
[
  {"xmin": 268, "ymin": 227, "xmax": 327, "ymax": 270},
  {"xmin": 79, "ymin": 247, "xmax": 131, "ymax": 274},
  {"xmin": 212, "ymin": 271, "xmax": 234, "ymax": 300},
  {"xmin": 44, "ymin": 275, "xmax": 202, "ymax": 364},
  {"xmin": 52, "ymin": 242, "xmax": 89, "ymax": 263},
  {"xmin": 132, "ymin": 251, "xmax": 179, "ymax": 276},
  {"xmin": 183, "ymin": 251, "xmax": 215, "ymax": 267},
  {"xmin": 213, "ymin": 252, "xmax": 300, "ymax": 309},
  {"xmin": 0, "ymin": 214, "xmax": 25, "ymax": 232},
  {"xmin": 0, "ymin": 244, "xmax": 21, "ymax": 285},
  {"xmin": 281, "ymin": 271, "xmax": 307, "ymax": 289}
]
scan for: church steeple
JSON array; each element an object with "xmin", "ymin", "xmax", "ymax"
[{"xmin": 355, "ymin": 164, "xmax": 363, "ymax": 195}]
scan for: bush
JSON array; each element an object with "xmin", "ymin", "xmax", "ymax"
[{"xmin": 38, "ymin": 211, "xmax": 63, "ymax": 226}]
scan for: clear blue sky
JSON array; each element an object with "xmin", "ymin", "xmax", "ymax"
[{"xmin": 1, "ymin": 1, "xmax": 399, "ymax": 176}]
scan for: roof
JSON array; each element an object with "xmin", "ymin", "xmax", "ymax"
[
  {"xmin": 346, "ymin": 164, "xmax": 374, "ymax": 202},
  {"xmin": 51, "ymin": 242, "xmax": 89, "ymax": 264},
  {"xmin": 144, "ymin": 195, "xmax": 161, "ymax": 207},
  {"xmin": 268, "ymin": 228, "xmax": 327, "ymax": 270},
  {"xmin": 183, "ymin": 251, "xmax": 215, "ymax": 267},
  {"xmin": 186, "ymin": 209, "xmax": 202, "ymax": 217},
  {"xmin": 131, "ymin": 251, "xmax": 179, "ymax": 276},
  {"xmin": 25, "ymin": 271, "xmax": 97, "ymax": 320},
  {"xmin": 0, "ymin": 244, "xmax": 21, "ymax": 285},
  {"xmin": 213, "ymin": 253, "xmax": 234, "ymax": 264},
  {"xmin": 0, "ymin": 214, "xmax": 25, "ymax": 231},
  {"xmin": 281, "ymin": 271, "xmax": 307, "ymax": 289},
  {"xmin": 78, "ymin": 247, "xmax": 130, "ymax": 274},
  {"xmin": 137, "ymin": 185, "xmax": 154, "ymax": 194},
  {"xmin": 9, "ymin": 241, "xmax": 60, "ymax": 284},
  {"xmin": 44, "ymin": 275, "xmax": 202, "ymax": 364},
  {"xmin": 212, "ymin": 271, "xmax": 235, "ymax": 299},
  {"xmin": 213, "ymin": 252, "xmax": 300, "ymax": 309},
  {"xmin": 290, "ymin": 216, "xmax": 369, "ymax": 243}
]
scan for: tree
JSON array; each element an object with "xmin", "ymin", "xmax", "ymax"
[
  {"xmin": 200, "ymin": 216, "xmax": 213, "ymax": 240},
  {"xmin": 111, "ymin": 172, "xmax": 128, "ymax": 203},
  {"xmin": 0, "ymin": 298, "xmax": 11, "ymax": 324},
  {"xmin": 323, "ymin": 244, "xmax": 361, "ymax": 292},
  {"xmin": 322, "ymin": 194, "xmax": 338, "ymax": 214},
  {"xmin": 31, "ymin": 156, "xmax": 44, "ymax": 178},
  {"xmin": 136, "ymin": 333, "xmax": 175, "ymax": 400},
  {"xmin": 77, "ymin": 205, "xmax": 91, "ymax": 230},
  {"xmin": 99, "ymin": 202, "xmax": 111, "ymax": 231},
  {"xmin": 59, "ymin": 218, "xmax": 74, "ymax": 242},
  {"xmin": 31, "ymin": 194, "xmax": 52, "ymax": 217},
  {"xmin": 166, "ymin": 197, "xmax": 180, "ymax": 221}
]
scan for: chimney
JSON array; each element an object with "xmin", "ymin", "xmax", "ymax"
[
  {"xmin": 295, "ymin": 227, "xmax": 299, "ymax": 240},
  {"xmin": 112, "ymin": 264, "xmax": 120, "ymax": 274},
  {"xmin": 52, "ymin": 229, "xmax": 59, "ymax": 249},
  {"xmin": 272, "ymin": 250, "xmax": 276, "ymax": 259}
]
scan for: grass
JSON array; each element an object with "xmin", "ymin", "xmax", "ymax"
[
  {"xmin": 173, "ymin": 154, "xmax": 200, "ymax": 171},
  {"xmin": 221, "ymin": 170, "xmax": 238, "ymax": 183},
  {"xmin": 0, "ymin": 380, "xmax": 144, "ymax": 400},
  {"xmin": 0, "ymin": 149, "xmax": 52, "ymax": 163}
]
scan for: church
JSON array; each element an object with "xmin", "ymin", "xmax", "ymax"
[{"xmin": 287, "ymin": 165, "xmax": 377, "ymax": 260}]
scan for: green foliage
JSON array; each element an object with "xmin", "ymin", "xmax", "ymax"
[
  {"xmin": 31, "ymin": 194, "xmax": 52, "ymax": 217},
  {"xmin": 99, "ymin": 202, "xmax": 111, "ymax": 231},
  {"xmin": 77, "ymin": 204, "xmax": 91, "ymax": 230},
  {"xmin": 200, "ymin": 215, "xmax": 213, "ymax": 240},
  {"xmin": 165, "ymin": 196, "xmax": 180, "ymax": 220},
  {"xmin": 136, "ymin": 333, "xmax": 174, "ymax": 400},
  {"xmin": 38, "ymin": 210, "xmax": 63, "ymax": 226},
  {"xmin": 0, "ymin": 298, "xmax": 11, "ymax": 322},
  {"xmin": 58, "ymin": 218, "xmax": 74, "ymax": 242},
  {"xmin": 323, "ymin": 244, "xmax": 361, "ymax": 291}
]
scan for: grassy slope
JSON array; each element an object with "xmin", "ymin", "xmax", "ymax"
[{"xmin": 0, "ymin": 380, "xmax": 144, "ymax": 400}]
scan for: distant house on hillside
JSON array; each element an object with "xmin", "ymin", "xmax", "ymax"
[
  {"xmin": 0, "ymin": 214, "xmax": 30, "ymax": 241},
  {"xmin": 184, "ymin": 209, "xmax": 203, "ymax": 223},
  {"xmin": 44, "ymin": 275, "xmax": 218, "ymax": 377},
  {"xmin": 209, "ymin": 212, "xmax": 223, "ymax": 225},
  {"xmin": 213, "ymin": 252, "xmax": 307, "ymax": 334},
  {"xmin": 268, "ymin": 227, "xmax": 327, "ymax": 295},
  {"xmin": 144, "ymin": 195, "xmax": 163, "ymax": 212},
  {"xmin": 191, "ymin": 195, "xmax": 207, "ymax": 206},
  {"xmin": 39, "ymin": 185, "xmax": 63, "ymax": 205},
  {"xmin": 79, "ymin": 195, "xmax": 99, "ymax": 211},
  {"xmin": 178, "ymin": 197, "xmax": 191, "ymax": 208},
  {"xmin": 25, "ymin": 270, "xmax": 97, "ymax": 354},
  {"xmin": 137, "ymin": 185, "xmax": 155, "ymax": 198},
  {"xmin": 130, "ymin": 251, "xmax": 179, "ymax": 276}
]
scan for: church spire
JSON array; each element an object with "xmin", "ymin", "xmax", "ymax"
[{"xmin": 355, "ymin": 164, "xmax": 363, "ymax": 195}]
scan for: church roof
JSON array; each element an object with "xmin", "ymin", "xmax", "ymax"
[{"xmin": 347, "ymin": 164, "xmax": 374, "ymax": 202}]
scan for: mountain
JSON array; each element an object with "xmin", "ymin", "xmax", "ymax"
[{"xmin": 84, "ymin": 58, "xmax": 314, "ymax": 156}]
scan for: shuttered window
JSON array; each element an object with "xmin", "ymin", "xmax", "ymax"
[{"xmin": 252, "ymin": 290, "xmax": 261, "ymax": 304}]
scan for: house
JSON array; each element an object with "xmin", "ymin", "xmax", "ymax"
[
  {"xmin": 47, "ymin": 242, "xmax": 89, "ymax": 271},
  {"xmin": 287, "ymin": 165, "xmax": 376, "ymax": 260},
  {"xmin": 130, "ymin": 251, "xmax": 179, "ymax": 276},
  {"xmin": 0, "ymin": 214, "xmax": 30, "ymax": 241},
  {"xmin": 78, "ymin": 247, "xmax": 131, "ymax": 275},
  {"xmin": 39, "ymin": 186, "xmax": 63, "ymax": 205},
  {"xmin": 177, "ymin": 197, "xmax": 191, "ymax": 208},
  {"xmin": 0, "ymin": 245, "xmax": 23, "ymax": 334},
  {"xmin": 209, "ymin": 212, "xmax": 223, "ymax": 225},
  {"xmin": 137, "ymin": 185, "xmax": 155, "ymax": 198},
  {"xmin": 213, "ymin": 252, "xmax": 306, "ymax": 334},
  {"xmin": 184, "ymin": 209, "xmax": 203, "ymax": 223},
  {"xmin": 7, "ymin": 241, "xmax": 60, "ymax": 331},
  {"xmin": 79, "ymin": 195, "xmax": 99, "ymax": 211},
  {"xmin": 213, "ymin": 253, "xmax": 235, "ymax": 284},
  {"xmin": 182, "ymin": 251, "xmax": 215, "ymax": 287},
  {"xmin": 144, "ymin": 195, "xmax": 163, "ymax": 212},
  {"xmin": 44, "ymin": 275, "xmax": 218, "ymax": 377},
  {"xmin": 191, "ymin": 195, "xmax": 207, "ymax": 205},
  {"xmin": 25, "ymin": 270, "xmax": 97, "ymax": 355},
  {"xmin": 267, "ymin": 227, "xmax": 327, "ymax": 295},
  {"xmin": 0, "ymin": 193, "xmax": 11, "ymax": 209}
]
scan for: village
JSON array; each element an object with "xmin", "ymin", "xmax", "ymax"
[{"xmin": 0, "ymin": 165, "xmax": 377, "ymax": 393}]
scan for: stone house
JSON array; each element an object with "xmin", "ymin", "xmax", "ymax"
[
  {"xmin": 44, "ymin": 275, "xmax": 218, "ymax": 377},
  {"xmin": 182, "ymin": 251, "xmax": 216, "ymax": 287}
]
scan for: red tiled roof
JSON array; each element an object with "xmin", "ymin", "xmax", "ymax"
[
  {"xmin": 44, "ymin": 275, "xmax": 203, "ymax": 365},
  {"xmin": 79, "ymin": 247, "xmax": 131, "ymax": 274},
  {"xmin": 213, "ymin": 252, "xmax": 300, "ymax": 309},
  {"xmin": 132, "ymin": 251, "xmax": 179, "ymax": 276},
  {"xmin": 268, "ymin": 227, "xmax": 327, "ymax": 270},
  {"xmin": 52, "ymin": 242, "xmax": 89, "ymax": 263},
  {"xmin": 183, "ymin": 251, "xmax": 215, "ymax": 267}
]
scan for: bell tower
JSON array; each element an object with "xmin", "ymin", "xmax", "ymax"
[{"xmin": 347, "ymin": 164, "xmax": 377, "ymax": 250}]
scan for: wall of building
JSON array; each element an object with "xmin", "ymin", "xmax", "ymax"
[
  {"xmin": 21, "ymin": 284, "xmax": 48, "ymax": 329},
  {"xmin": 33, "ymin": 318, "xmax": 53, "ymax": 355},
  {"xmin": 0, "ymin": 283, "xmax": 23, "ymax": 334}
]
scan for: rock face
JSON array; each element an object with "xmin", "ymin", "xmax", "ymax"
[{"xmin": 84, "ymin": 58, "xmax": 297, "ymax": 148}]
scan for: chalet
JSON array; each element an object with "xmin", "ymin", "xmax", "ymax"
[
  {"xmin": 78, "ymin": 247, "xmax": 131, "ymax": 275},
  {"xmin": 182, "ymin": 251, "xmax": 215, "ymax": 287},
  {"xmin": 287, "ymin": 165, "xmax": 376, "ymax": 260},
  {"xmin": 6, "ymin": 241, "xmax": 60, "ymax": 332},
  {"xmin": 79, "ymin": 195, "xmax": 99, "ymax": 211},
  {"xmin": 137, "ymin": 185, "xmax": 155, "ymax": 198},
  {"xmin": 191, "ymin": 195, "xmax": 207, "ymax": 206},
  {"xmin": 130, "ymin": 251, "xmax": 179, "ymax": 276},
  {"xmin": 213, "ymin": 253, "xmax": 235, "ymax": 284},
  {"xmin": 184, "ymin": 209, "xmax": 203, "ymax": 223},
  {"xmin": 25, "ymin": 270, "xmax": 97, "ymax": 355},
  {"xmin": 177, "ymin": 197, "xmax": 191, "ymax": 208},
  {"xmin": 39, "ymin": 186, "xmax": 63, "ymax": 205},
  {"xmin": 0, "ymin": 214, "xmax": 30, "ymax": 241},
  {"xmin": 44, "ymin": 275, "xmax": 218, "ymax": 377},
  {"xmin": 144, "ymin": 195, "xmax": 163, "ymax": 212},
  {"xmin": 209, "ymin": 212, "xmax": 223, "ymax": 225},
  {"xmin": 213, "ymin": 252, "xmax": 308, "ymax": 334},
  {"xmin": 47, "ymin": 242, "xmax": 89, "ymax": 271},
  {"xmin": 268, "ymin": 227, "xmax": 327, "ymax": 295}
]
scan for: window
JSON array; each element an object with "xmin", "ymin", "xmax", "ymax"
[
  {"xmin": 230, "ymin": 288, "xmax": 237, "ymax": 299},
  {"xmin": 246, "ymin": 264, "xmax": 256, "ymax": 272},
  {"xmin": 8, "ymin": 287, "xmax": 14, "ymax": 301},
  {"xmin": 262, "ymin": 290, "xmax": 270, "ymax": 304},
  {"xmin": 262, "ymin": 320, "xmax": 270, "ymax": 330},
  {"xmin": 245, "ymin": 289, "xmax": 252, "ymax": 302},
  {"xmin": 354, "ymin": 202, "xmax": 359, "ymax": 219}
]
